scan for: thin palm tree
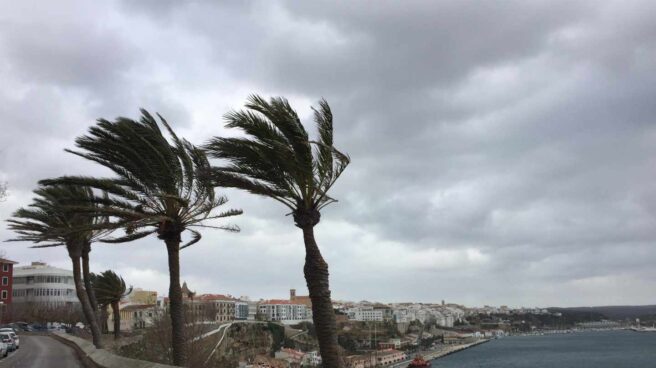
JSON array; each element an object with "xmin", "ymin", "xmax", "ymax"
[
  {"xmin": 204, "ymin": 95, "xmax": 350, "ymax": 367},
  {"xmin": 7, "ymin": 185, "xmax": 111, "ymax": 348},
  {"xmin": 88, "ymin": 273, "xmax": 110, "ymax": 333},
  {"xmin": 40, "ymin": 110, "xmax": 242, "ymax": 366},
  {"xmin": 91, "ymin": 270, "xmax": 132, "ymax": 339},
  {"xmin": 82, "ymin": 242, "xmax": 101, "ymax": 329}
]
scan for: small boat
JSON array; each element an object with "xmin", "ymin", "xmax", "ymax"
[{"xmin": 407, "ymin": 355, "xmax": 431, "ymax": 367}]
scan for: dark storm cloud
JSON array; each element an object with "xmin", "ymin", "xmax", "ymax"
[{"xmin": 1, "ymin": 0, "xmax": 655, "ymax": 306}]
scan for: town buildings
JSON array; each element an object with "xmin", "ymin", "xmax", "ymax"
[
  {"xmin": 235, "ymin": 300, "xmax": 251, "ymax": 320},
  {"xmin": 289, "ymin": 288, "xmax": 312, "ymax": 308},
  {"xmin": 108, "ymin": 304, "xmax": 159, "ymax": 332},
  {"xmin": 345, "ymin": 350, "xmax": 405, "ymax": 368},
  {"xmin": 194, "ymin": 294, "xmax": 237, "ymax": 323},
  {"xmin": 12, "ymin": 262, "xmax": 78, "ymax": 306},
  {"xmin": 274, "ymin": 348, "xmax": 321, "ymax": 367},
  {"xmin": 0, "ymin": 258, "xmax": 17, "ymax": 305},
  {"xmin": 389, "ymin": 303, "xmax": 463, "ymax": 327},
  {"xmin": 127, "ymin": 288, "xmax": 157, "ymax": 305},
  {"xmin": 375, "ymin": 349, "xmax": 406, "ymax": 366},
  {"xmin": 347, "ymin": 306, "xmax": 384, "ymax": 322}
]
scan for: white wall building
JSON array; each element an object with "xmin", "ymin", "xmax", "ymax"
[
  {"xmin": 258, "ymin": 300, "xmax": 307, "ymax": 321},
  {"xmin": 12, "ymin": 262, "xmax": 78, "ymax": 306},
  {"xmin": 392, "ymin": 304, "xmax": 459, "ymax": 327},
  {"xmin": 347, "ymin": 306, "xmax": 384, "ymax": 322}
]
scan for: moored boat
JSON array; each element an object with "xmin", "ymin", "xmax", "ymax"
[{"xmin": 407, "ymin": 355, "xmax": 431, "ymax": 367}]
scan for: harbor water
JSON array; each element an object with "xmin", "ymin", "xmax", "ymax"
[{"xmin": 433, "ymin": 330, "xmax": 656, "ymax": 367}]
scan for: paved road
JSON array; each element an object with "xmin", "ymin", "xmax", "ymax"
[{"xmin": 0, "ymin": 335, "xmax": 82, "ymax": 368}]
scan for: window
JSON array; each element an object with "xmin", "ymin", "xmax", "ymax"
[
  {"xmin": 1, "ymin": 277, "xmax": 7, "ymax": 286},
  {"xmin": 2, "ymin": 264, "xmax": 8, "ymax": 272},
  {"xmin": 1, "ymin": 290, "xmax": 7, "ymax": 300}
]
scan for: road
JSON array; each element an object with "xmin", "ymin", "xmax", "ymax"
[{"xmin": 0, "ymin": 335, "xmax": 82, "ymax": 368}]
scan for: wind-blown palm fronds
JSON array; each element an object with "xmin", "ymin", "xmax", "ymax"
[
  {"xmin": 205, "ymin": 95, "xmax": 349, "ymax": 368},
  {"xmin": 7, "ymin": 185, "xmax": 112, "ymax": 348},
  {"xmin": 39, "ymin": 110, "xmax": 241, "ymax": 366},
  {"xmin": 91, "ymin": 270, "xmax": 132, "ymax": 339}
]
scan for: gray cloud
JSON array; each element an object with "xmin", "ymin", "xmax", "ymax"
[{"xmin": 1, "ymin": 0, "xmax": 655, "ymax": 307}]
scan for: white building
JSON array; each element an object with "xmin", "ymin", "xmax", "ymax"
[
  {"xmin": 12, "ymin": 262, "xmax": 78, "ymax": 306},
  {"xmin": 392, "ymin": 304, "xmax": 459, "ymax": 327},
  {"xmin": 347, "ymin": 306, "xmax": 384, "ymax": 321},
  {"xmin": 258, "ymin": 300, "xmax": 308, "ymax": 321}
]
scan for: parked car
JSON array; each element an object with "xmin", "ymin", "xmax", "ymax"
[
  {"xmin": 0, "ymin": 333, "xmax": 14, "ymax": 352},
  {"xmin": 0, "ymin": 330, "xmax": 18, "ymax": 350},
  {"xmin": 0, "ymin": 339, "xmax": 7, "ymax": 358},
  {"xmin": 0, "ymin": 325, "xmax": 17, "ymax": 333},
  {"xmin": 13, "ymin": 322, "xmax": 29, "ymax": 332}
]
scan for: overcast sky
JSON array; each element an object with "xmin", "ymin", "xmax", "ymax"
[{"xmin": 1, "ymin": 0, "xmax": 655, "ymax": 308}]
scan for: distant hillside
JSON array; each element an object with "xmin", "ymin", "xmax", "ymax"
[{"xmin": 549, "ymin": 305, "xmax": 656, "ymax": 320}]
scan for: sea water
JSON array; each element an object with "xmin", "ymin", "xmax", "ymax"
[{"xmin": 433, "ymin": 330, "xmax": 656, "ymax": 368}]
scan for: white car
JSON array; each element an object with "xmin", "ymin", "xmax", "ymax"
[
  {"xmin": 0, "ymin": 333, "xmax": 14, "ymax": 352},
  {"xmin": 0, "ymin": 340, "xmax": 7, "ymax": 358},
  {"xmin": 0, "ymin": 329, "xmax": 18, "ymax": 349}
]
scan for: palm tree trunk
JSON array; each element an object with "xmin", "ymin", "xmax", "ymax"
[
  {"xmin": 165, "ymin": 238, "xmax": 187, "ymax": 366},
  {"xmin": 301, "ymin": 226, "xmax": 342, "ymax": 368},
  {"xmin": 112, "ymin": 301, "xmax": 120, "ymax": 339},
  {"xmin": 81, "ymin": 245, "xmax": 100, "ymax": 325},
  {"xmin": 71, "ymin": 256, "xmax": 103, "ymax": 349},
  {"xmin": 101, "ymin": 305, "xmax": 109, "ymax": 333}
]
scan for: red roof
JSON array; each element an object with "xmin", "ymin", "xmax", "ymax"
[
  {"xmin": 0, "ymin": 258, "xmax": 18, "ymax": 265},
  {"xmin": 196, "ymin": 294, "xmax": 236, "ymax": 301}
]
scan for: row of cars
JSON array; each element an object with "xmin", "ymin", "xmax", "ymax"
[{"xmin": 0, "ymin": 328, "xmax": 19, "ymax": 358}]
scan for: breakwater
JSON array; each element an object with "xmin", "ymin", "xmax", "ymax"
[{"xmin": 424, "ymin": 339, "xmax": 489, "ymax": 360}]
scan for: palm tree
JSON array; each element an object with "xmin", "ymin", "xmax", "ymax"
[
  {"xmin": 40, "ymin": 110, "xmax": 242, "ymax": 366},
  {"xmin": 7, "ymin": 185, "xmax": 111, "ymax": 348},
  {"xmin": 204, "ymin": 95, "xmax": 350, "ymax": 368},
  {"xmin": 91, "ymin": 270, "xmax": 132, "ymax": 339},
  {"xmin": 87, "ymin": 273, "xmax": 111, "ymax": 334}
]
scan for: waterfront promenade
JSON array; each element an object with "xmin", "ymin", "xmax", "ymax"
[{"xmin": 391, "ymin": 339, "xmax": 490, "ymax": 367}]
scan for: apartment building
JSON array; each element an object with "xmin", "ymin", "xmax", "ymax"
[
  {"xmin": 0, "ymin": 258, "xmax": 17, "ymax": 304},
  {"xmin": 12, "ymin": 262, "xmax": 78, "ymax": 306},
  {"xmin": 347, "ymin": 306, "xmax": 384, "ymax": 321},
  {"xmin": 258, "ymin": 300, "xmax": 308, "ymax": 321}
]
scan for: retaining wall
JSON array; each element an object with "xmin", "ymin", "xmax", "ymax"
[{"xmin": 52, "ymin": 332, "xmax": 181, "ymax": 368}]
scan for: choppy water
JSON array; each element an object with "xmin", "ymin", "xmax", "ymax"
[{"xmin": 433, "ymin": 330, "xmax": 656, "ymax": 368}]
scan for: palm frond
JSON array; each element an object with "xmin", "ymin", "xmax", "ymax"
[
  {"xmin": 41, "ymin": 110, "xmax": 242, "ymax": 250},
  {"xmin": 206, "ymin": 96, "xmax": 350, "ymax": 223}
]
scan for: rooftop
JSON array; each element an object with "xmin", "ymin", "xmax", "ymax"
[{"xmin": 14, "ymin": 262, "xmax": 72, "ymax": 276}]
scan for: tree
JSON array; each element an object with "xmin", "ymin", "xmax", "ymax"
[
  {"xmin": 7, "ymin": 185, "xmax": 110, "ymax": 348},
  {"xmin": 40, "ymin": 110, "xmax": 242, "ymax": 365},
  {"xmin": 91, "ymin": 270, "xmax": 132, "ymax": 339},
  {"xmin": 205, "ymin": 95, "xmax": 350, "ymax": 367}
]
